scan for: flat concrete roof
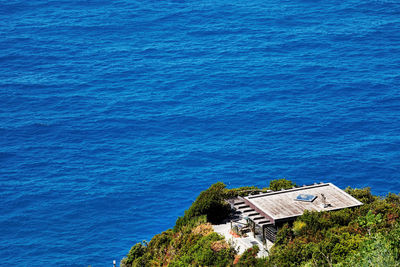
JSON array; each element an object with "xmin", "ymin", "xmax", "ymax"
[{"xmin": 243, "ymin": 183, "xmax": 363, "ymax": 223}]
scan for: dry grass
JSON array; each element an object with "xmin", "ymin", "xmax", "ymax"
[
  {"xmin": 210, "ymin": 240, "xmax": 230, "ymax": 252},
  {"xmin": 192, "ymin": 223, "xmax": 213, "ymax": 236}
]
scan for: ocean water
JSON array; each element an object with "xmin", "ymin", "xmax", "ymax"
[{"xmin": 1, "ymin": 0, "xmax": 400, "ymax": 265}]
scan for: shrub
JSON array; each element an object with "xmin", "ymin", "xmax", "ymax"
[
  {"xmin": 269, "ymin": 179, "xmax": 296, "ymax": 191},
  {"xmin": 329, "ymin": 209, "xmax": 353, "ymax": 226},
  {"xmin": 385, "ymin": 222, "xmax": 400, "ymax": 261},
  {"xmin": 223, "ymin": 186, "xmax": 261, "ymax": 198},
  {"xmin": 122, "ymin": 183, "xmax": 400, "ymax": 267},
  {"xmin": 274, "ymin": 223, "xmax": 292, "ymax": 245},
  {"xmin": 293, "ymin": 220, "xmax": 306, "ymax": 236},
  {"xmin": 236, "ymin": 245, "xmax": 261, "ymax": 266},
  {"xmin": 336, "ymin": 233, "xmax": 400, "ymax": 267},
  {"xmin": 345, "ymin": 187, "xmax": 376, "ymax": 204},
  {"xmin": 184, "ymin": 232, "xmax": 235, "ymax": 266},
  {"xmin": 182, "ymin": 182, "xmax": 231, "ymax": 224},
  {"xmin": 299, "ymin": 210, "xmax": 332, "ymax": 233},
  {"xmin": 121, "ymin": 242, "xmax": 147, "ymax": 267},
  {"xmin": 358, "ymin": 210, "xmax": 383, "ymax": 235},
  {"xmin": 386, "ymin": 192, "xmax": 400, "ymax": 205}
]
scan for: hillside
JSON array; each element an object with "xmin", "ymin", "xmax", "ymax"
[{"xmin": 121, "ymin": 180, "xmax": 400, "ymax": 266}]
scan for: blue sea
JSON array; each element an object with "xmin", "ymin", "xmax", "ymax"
[{"xmin": 1, "ymin": 0, "xmax": 400, "ymax": 265}]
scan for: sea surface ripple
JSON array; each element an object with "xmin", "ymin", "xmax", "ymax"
[{"xmin": 1, "ymin": 0, "xmax": 400, "ymax": 265}]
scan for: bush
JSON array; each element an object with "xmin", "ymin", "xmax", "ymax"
[
  {"xmin": 293, "ymin": 220, "xmax": 306, "ymax": 236},
  {"xmin": 274, "ymin": 223, "xmax": 292, "ymax": 245},
  {"xmin": 299, "ymin": 210, "xmax": 332, "ymax": 233},
  {"xmin": 182, "ymin": 182, "xmax": 231, "ymax": 224},
  {"xmin": 122, "ymin": 183, "xmax": 400, "ymax": 267},
  {"xmin": 236, "ymin": 245, "xmax": 262, "ymax": 267},
  {"xmin": 329, "ymin": 209, "xmax": 353, "ymax": 226},
  {"xmin": 223, "ymin": 186, "xmax": 261, "ymax": 198},
  {"xmin": 386, "ymin": 193, "xmax": 400, "ymax": 205},
  {"xmin": 269, "ymin": 179, "xmax": 296, "ymax": 191},
  {"xmin": 337, "ymin": 233, "xmax": 400, "ymax": 267},
  {"xmin": 345, "ymin": 187, "xmax": 376, "ymax": 204},
  {"xmin": 386, "ymin": 223, "xmax": 400, "ymax": 261},
  {"xmin": 120, "ymin": 242, "xmax": 147, "ymax": 267},
  {"xmin": 267, "ymin": 188, "xmax": 400, "ymax": 267}
]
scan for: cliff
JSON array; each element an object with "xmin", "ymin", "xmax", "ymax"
[{"xmin": 121, "ymin": 179, "xmax": 400, "ymax": 267}]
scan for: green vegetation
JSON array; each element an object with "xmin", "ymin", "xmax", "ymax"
[
  {"xmin": 176, "ymin": 182, "xmax": 231, "ymax": 226},
  {"xmin": 235, "ymin": 245, "xmax": 266, "ymax": 267},
  {"xmin": 121, "ymin": 182, "xmax": 237, "ymax": 267},
  {"xmin": 267, "ymin": 187, "xmax": 400, "ymax": 267},
  {"xmin": 268, "ymin": 178, "xmax": 296, "ymax": 191},
  {"xmin": 121, "ymin": 179, "xmax": 400, "ymax": 267}
]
